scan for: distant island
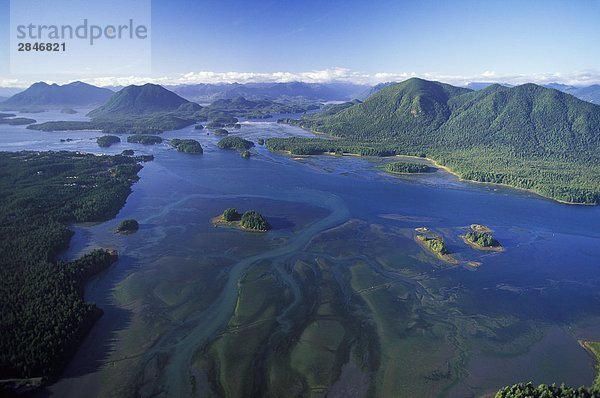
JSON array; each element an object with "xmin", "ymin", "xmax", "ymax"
[
  {"xmin": 384, "ymin": 161, "xmax": 434, "ymax": 174},
  {"xmin": 97, "ymin": 135, "xmax": 121, "ymax": 148},
  {"xmin": 170, "ymin": 138, "xmax": 203, "ymax": 154},
  {"xmin": 212, "ymin": 208, "xmax": 271, "ymax": 232},
  {"xmin": 0, "ymin": 112, "xmax": 36, "ymax": 126},
  {"xmin": 127, "ymin": 134, "xmax": 163, "ymax": 145},
  {"xmin": 218, "ymin": 136, "xmax": 255, "ymax": 151},
  {"xmin": 60, "ymin": 108, "xmax": 78, "ymax": 114}
]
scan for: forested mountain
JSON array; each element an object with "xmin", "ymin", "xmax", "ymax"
[
  {"xmin": 88, "ymin": 83, "xmax": 200, "ymax": 118},
  {"xmin": 0, "ymin": 81, "xmax": 113, "ymax": 110},
  {"xmin": 273, "ymin": 78, "xmax": 600, "ymax": 203}
]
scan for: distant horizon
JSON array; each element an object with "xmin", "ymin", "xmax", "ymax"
[{"xmin": 2, "ymin": 69, "xmax": 600, "ymax": 90}]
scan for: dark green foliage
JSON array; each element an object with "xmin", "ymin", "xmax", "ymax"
[
  {"xmin": 115, "ymin": 219, "xmax": 139, "ymax": 233},
  {"xmin": 170, "ymin": 138, "xmax": 203, "ymax": 154},
  {"xmin": 240, "ymin": 150, "xmax": 251, "ymax": 158},
  {"xmin": 127, "ymin": 134, "xmax": 163, "ymax": 145},
  {"xmin": 495, "ymin": 382, "xmax": 599, "ymax": 398},
  {"xmin": 258, "ymin": 138, "xmax": 265, "ymax": 145},
  {"xmin": 218, "ymin": 136, "xmax": 255, "ymax": 151},
  {"xmin": 418, "ymin": 235, "xmax": 449, "ymax": 255},
  {"xmin": 275, "ymin": 78, "xmax": 600, "ymax": 204},
  {"xmin": 0, "ymin": 151, "xmax": 141, "ymax": 379},
  {"xmin": 384, "ymin": 162, "xmax": 432, "ymax": 173},
  {"xmin": 213, "ymin": 128, "xmax": 229, "ymax": 136},
  {"xmin": 121, "ymin": 149, "xmax": 134, "ymax": 156},
  {"xmin": 240, "ymin": 211, "xmax": 271, "ymax": 231},
  {"xmin": 465, "ymin": 231, "xmax": 500, "ymax": 247},
  {"xmin": 96, "ymin": 135, "xmax": 121, "ymax": 148},
  {"xmin": 222, "ymin": 208, "xmax": 241, "ymax": 221}
]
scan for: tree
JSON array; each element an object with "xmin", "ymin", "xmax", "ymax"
[{"xmin": 222, "ymin": 208, "xmax": 241, "ymax": 221}]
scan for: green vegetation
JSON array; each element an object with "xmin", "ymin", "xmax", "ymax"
[
  {"xmin": 217, "ymin": 136, "xmax": 255, "ymax": 151},
  {"xmin": 121, "ymin": 149, "xmax": 134, "ymax": 156},
  {"xmin": 213, "ymin": 128, "xmax": 229, "ymax": 136},
  {"xmin": 222, "ymin": 208, "xmax": 241, "ymax": 221},
  {"xmin": 274, "ymin": 78, "xmax": 600, "ymax": 204},
  {"xmin": 495, "ymin": 382, "xmax": 598, "ymax": 397},
  {"xmin": 0, "ymin": 151, "xmax": 142, "ymax": 380},
  {"xmin": 127, "ymin": 134, "xmax": 163, "ymax": 145},
  {"xmin": 465, "ymin": 231, "xmax": 500, "ymax": 248},
  {"xmin": 257, "ymin": 138, "xmax": 264, "ymax": 145},
  {"xmin": 170, "ymin": 138, "xmax": 203, "ymax": 154},
  {"xmin": 240, "ymin": 211, "xmax": 271, "ymax": 231},
  {"xmin": 417, "ymin": 235, "xmax": 449, "ymax": 255},
  {"xmin": 115, "ymin": 219, "xmax": 139, "ymax": 234},
  {"xmin": 240, "ymin": 150, "xmax": 251, "ymax": 158},
  {"xmin": 96, "ymin": 135, "xmax": 121, "ymax": 148},
  {"xmin": 384, "ymin": 161, "xmax": 432, "ymax": 174}
]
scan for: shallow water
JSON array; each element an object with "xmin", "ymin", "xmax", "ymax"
[{"xmin": 2, "ymin": 111, "xmax": 600, "ymax": 397}]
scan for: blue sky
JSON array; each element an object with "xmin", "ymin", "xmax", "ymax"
[{"xmin": 1, "ymin": 0, "xmax": 599, "ymax": 87}]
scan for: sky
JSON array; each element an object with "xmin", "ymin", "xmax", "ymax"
[{"xmin": 0, "ymin": 0, "xmax": 599, "ymax": 87}]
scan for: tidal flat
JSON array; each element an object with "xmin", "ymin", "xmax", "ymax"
[{"xmin": 1, "ymin": 114, "xmax": 599, "ymax": 397}]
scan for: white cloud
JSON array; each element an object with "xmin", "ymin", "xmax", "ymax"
[{"xmin": 2, "ymin": 68, "xmax": 600, "ymax": 88}]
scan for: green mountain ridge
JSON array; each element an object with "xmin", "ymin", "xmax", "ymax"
[{"xmin": 274, "ymin": 78, "xmax": 600, "ymax": 203}]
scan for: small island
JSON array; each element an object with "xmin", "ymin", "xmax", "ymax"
[
  {"xmin": 258, "ymin": 138, "xmax": 265, "ymax": 145},
  {"xmin": 121, "ymin": 149, "xmax": 135, "ymax": 156},
  {"xmin": 115, "ymin": 219, "xmax": 139, "ymax": 234},
  {"xmin": 461, "ymin": 225, "xmax": 503, "ymax": 251},
  {"xmin": 60, "ymin": 108, "xmax": 78, "ymax": 114},
  {"xmin": 97, "ymin": 135, "xmax": 121, "ymax": 148},
  {"xmin": 212, "ymin": 208, "xmax": 271, "ymax": 232},
  {"xmin": 127, "ymin": 134, "xmax": 163, "ymax": 145},
  {"xmin": 170, "ymin": 138, "xmax": 203, "ymax": 154},
  {"xmin": 218, "ymin": 136, "xmax": 255, "ymax": 151},
  {"xmin": 384, "ymin": 161, "xmax": 433, "ymax": 174},
  {"xmin": 240, "ymin": 150, "xmax": 251, "ymax": 158},
  {"xmin": 213, "ymin": 128, "xmax": 229, "ymax": 136},
  {"xmin": 415, "ymin": 232, "xmax": 457, "ymax": 264}
]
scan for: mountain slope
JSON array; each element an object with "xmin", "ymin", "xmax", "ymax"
[
  {"xmin": 273, "ymin": 78, "xmax": 600, "ymax": 203},
  {"xmin": 0, "ymin": 81, "xmax": 113, "ymax": 109},
  {"xmin": 88, "ymin": 83, "xmax": 200, "ymax": 118}
]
